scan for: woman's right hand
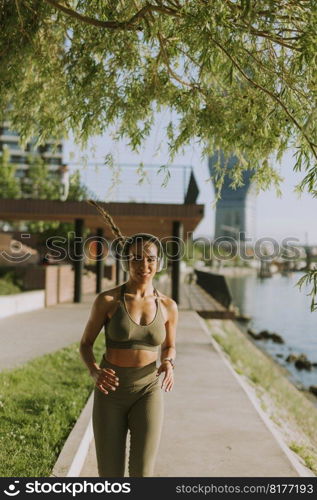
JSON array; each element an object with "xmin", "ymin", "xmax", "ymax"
[{"xmin": 91, "ymin": 367, "xmax": 120, "ymax": 395}]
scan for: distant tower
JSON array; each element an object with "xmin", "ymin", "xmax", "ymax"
[{"xmin": 208, "ymin": 151, "xmax": 256, "ymax": 241}]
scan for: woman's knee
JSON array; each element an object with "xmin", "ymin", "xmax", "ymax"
[{"xmin": 128, "ymin": 456, "xmax": 156, "ymax": 477}]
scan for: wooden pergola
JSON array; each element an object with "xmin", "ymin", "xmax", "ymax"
[{"xmin": 0, "ymin": 199, "xmax": 204, "ymax": 303}]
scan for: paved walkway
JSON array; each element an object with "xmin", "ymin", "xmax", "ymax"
[
  {"xmin": 80, "ymin": 310, "xmax": 305, "ymax": 477},
  {"xmin": 0, "ymin": 284, "xmax": 310, "ymax": 476},
  {"xmin": 0, "ymin": 292, "xmax": 97, "ymax": 371},
  {"xmin": 160, "ymin": 276, "xmax": 230, "ymax": 315}
]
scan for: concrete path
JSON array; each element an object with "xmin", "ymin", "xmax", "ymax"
[
  {"xmin": 80, "ymin": 310, "xmax": 307, "ymax": 477},
  {"xmin": 0, "ymin": 293, "xmax": 96, "ymax": 371},
  {"xmin": 0, "ymin": 287, "xmax": 311, "ymax": 476}
]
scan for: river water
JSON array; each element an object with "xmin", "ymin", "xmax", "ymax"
[{"xmin": 225, "ymin": 271, "xmax": 317, "ymax": 390}]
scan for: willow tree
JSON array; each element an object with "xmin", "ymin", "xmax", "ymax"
[{"xmin": 1, "ymin": 0, "xmax": 317, "ymax": 307}]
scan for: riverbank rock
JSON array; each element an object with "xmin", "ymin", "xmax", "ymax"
[
  {"xmin": 247, "ymin": 329, "xmax": 263, "ymax": 340},
  {"xmin": 259, "ymin": 330, "xmax": 271, "ymax": 339},
  {"xmin": 270, "ymin": 333, "xmax": 284, "ymax": 344},
  {"xmin": 309, "ymin": 385, "xmax": 317, "ymax": 397},
  {"xmin": 295, "ymin": 354, "xmax": 312, "ymax": 370},
  {"xmin": 248, "ymin": 329, "xmax": 285, "ymax": 343},
  {"xmin": 286, "ymin": 353, "xmax": 312, "ymax": 370},
  {"xmin": 286, "ymin": 354, "xmax": 298, "ymax": 363}
]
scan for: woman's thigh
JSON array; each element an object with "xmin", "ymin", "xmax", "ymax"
[
  {"xmin": 127, "ymin": 383, "xmax": 164, "ymax": 477},
  {"xmin": 92, "ymin": 387, "xmax": 130, "ymax": 477}
]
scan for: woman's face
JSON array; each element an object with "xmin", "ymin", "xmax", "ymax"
[{"xmin": 127, "ymin": 240, "xmax": 159, "ymax": 281}]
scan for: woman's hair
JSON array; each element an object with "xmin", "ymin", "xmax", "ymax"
[
  {"xmin": 87, "ymin": 199, "xmax": 126, "ymax": 245},
  {"xmin": 87, "ymin": 200, "xmax": 162, "ymax": 260},
  {"xmin": 121, "ymin": 234, "xmax": 162, "ymax": 262}
]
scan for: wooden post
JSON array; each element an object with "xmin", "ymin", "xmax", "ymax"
[
  {"xmin": 171, "ymin": 221, "xmax": 183, "ymax": 304},
  {"xmin": 74, "ymin": 218, "xmax": 84, "ymax": 303},
  {"xmin": 96, "ymin": 227, "xmax": 104, "ymax": 294}
]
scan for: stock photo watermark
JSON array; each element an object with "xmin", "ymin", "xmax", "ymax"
[{"xmin": 0, "ymin": 232, "xmax": 304, "ymax": 268}]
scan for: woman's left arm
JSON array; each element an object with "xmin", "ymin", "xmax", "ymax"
[{"xmin": 156, "ymin": 298, "xmax": 178, "ymax": 392}]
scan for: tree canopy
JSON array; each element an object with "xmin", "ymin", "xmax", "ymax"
[
  {"xmin": 1, "ymin": 0, "xmax": 317, "ymax": 308},
  {"xmin": 1, "ymin": 0, "xmax": 317, "ymax": 196}
]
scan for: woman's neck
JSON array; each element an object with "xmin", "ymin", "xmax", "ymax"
[{"xmin": 124, "ymin": 280, "xmax": 155, "ymax": 298}]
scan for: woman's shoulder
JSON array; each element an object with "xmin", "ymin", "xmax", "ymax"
[
  {"xmin": 155, "ymin": 288, "xmax": 178, "ymax": 314},
  {"xmin": 96, "ymin": 284, "xmax": 123, "ymax": 308}
]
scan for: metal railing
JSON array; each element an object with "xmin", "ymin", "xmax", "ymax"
[{"xmin": 66, "ymin": 162, "xmax": 194, "ymax": 204}]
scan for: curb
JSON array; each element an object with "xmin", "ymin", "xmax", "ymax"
[
  {"xmin": 196, "ymin": 313, "xmax": 315, "ymax": 478},
  {"xmin": 51, "ymin": 392, "xmax": 94, "ymax": 477}
]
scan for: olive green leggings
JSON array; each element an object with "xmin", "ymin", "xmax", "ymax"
[{"xmin": 92, "ymin": 355, "xmax": 164, "ymax": 477}]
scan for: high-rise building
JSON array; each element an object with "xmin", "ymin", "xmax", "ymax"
[
  {"xmin": 0, "ymin": 120, "xmax": 63, "ymax": 178},
  {"xmin": 209, "ymin": 151, "xmax": 256, "ymax": 241}
]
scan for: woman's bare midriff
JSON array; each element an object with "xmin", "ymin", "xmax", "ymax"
[{"xmin": 104, "ymin": 347, "xmax": 158, "ymax": 367}]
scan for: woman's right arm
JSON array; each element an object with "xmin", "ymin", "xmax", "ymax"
[{"xmin": 79, "ymin": 293, "xmax": 119, "ymax": 395}]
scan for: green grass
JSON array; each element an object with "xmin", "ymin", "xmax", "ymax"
[
  {"xmin": 0, "ymin": 270, "xmax": 24, "ymax": 295},
  {"xmin": 206, "ymin": 319, "xmax": 317, "ymax": 476},
  {"xmin": 0, "ymin": 336, "xmax": 105, "ymax": 476},
  {"xmin": 0, "ymin": 277, "xmax": 22, "ymax": 295}
]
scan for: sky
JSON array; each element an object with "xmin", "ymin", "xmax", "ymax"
[{"xmin": 63, "ymin": 109, "xmax": 317, "ymax": 246}]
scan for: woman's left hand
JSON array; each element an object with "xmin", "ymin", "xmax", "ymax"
[{"xmin": 156, "ymin": 361, "xmax": 174, "ymax": 392}]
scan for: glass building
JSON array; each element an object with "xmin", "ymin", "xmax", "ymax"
[
  {"xmin": 0, "ymin": 120, "xmax": 63, "ymax": 178},
  {"xmin": 208, "ymin": 151, "xmax": 256, "ymax": 242}
]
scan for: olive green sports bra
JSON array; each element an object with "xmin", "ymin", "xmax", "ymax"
[{"xmin": 104, "ymin": 282, "xmax": 166, "ymax": 351}]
